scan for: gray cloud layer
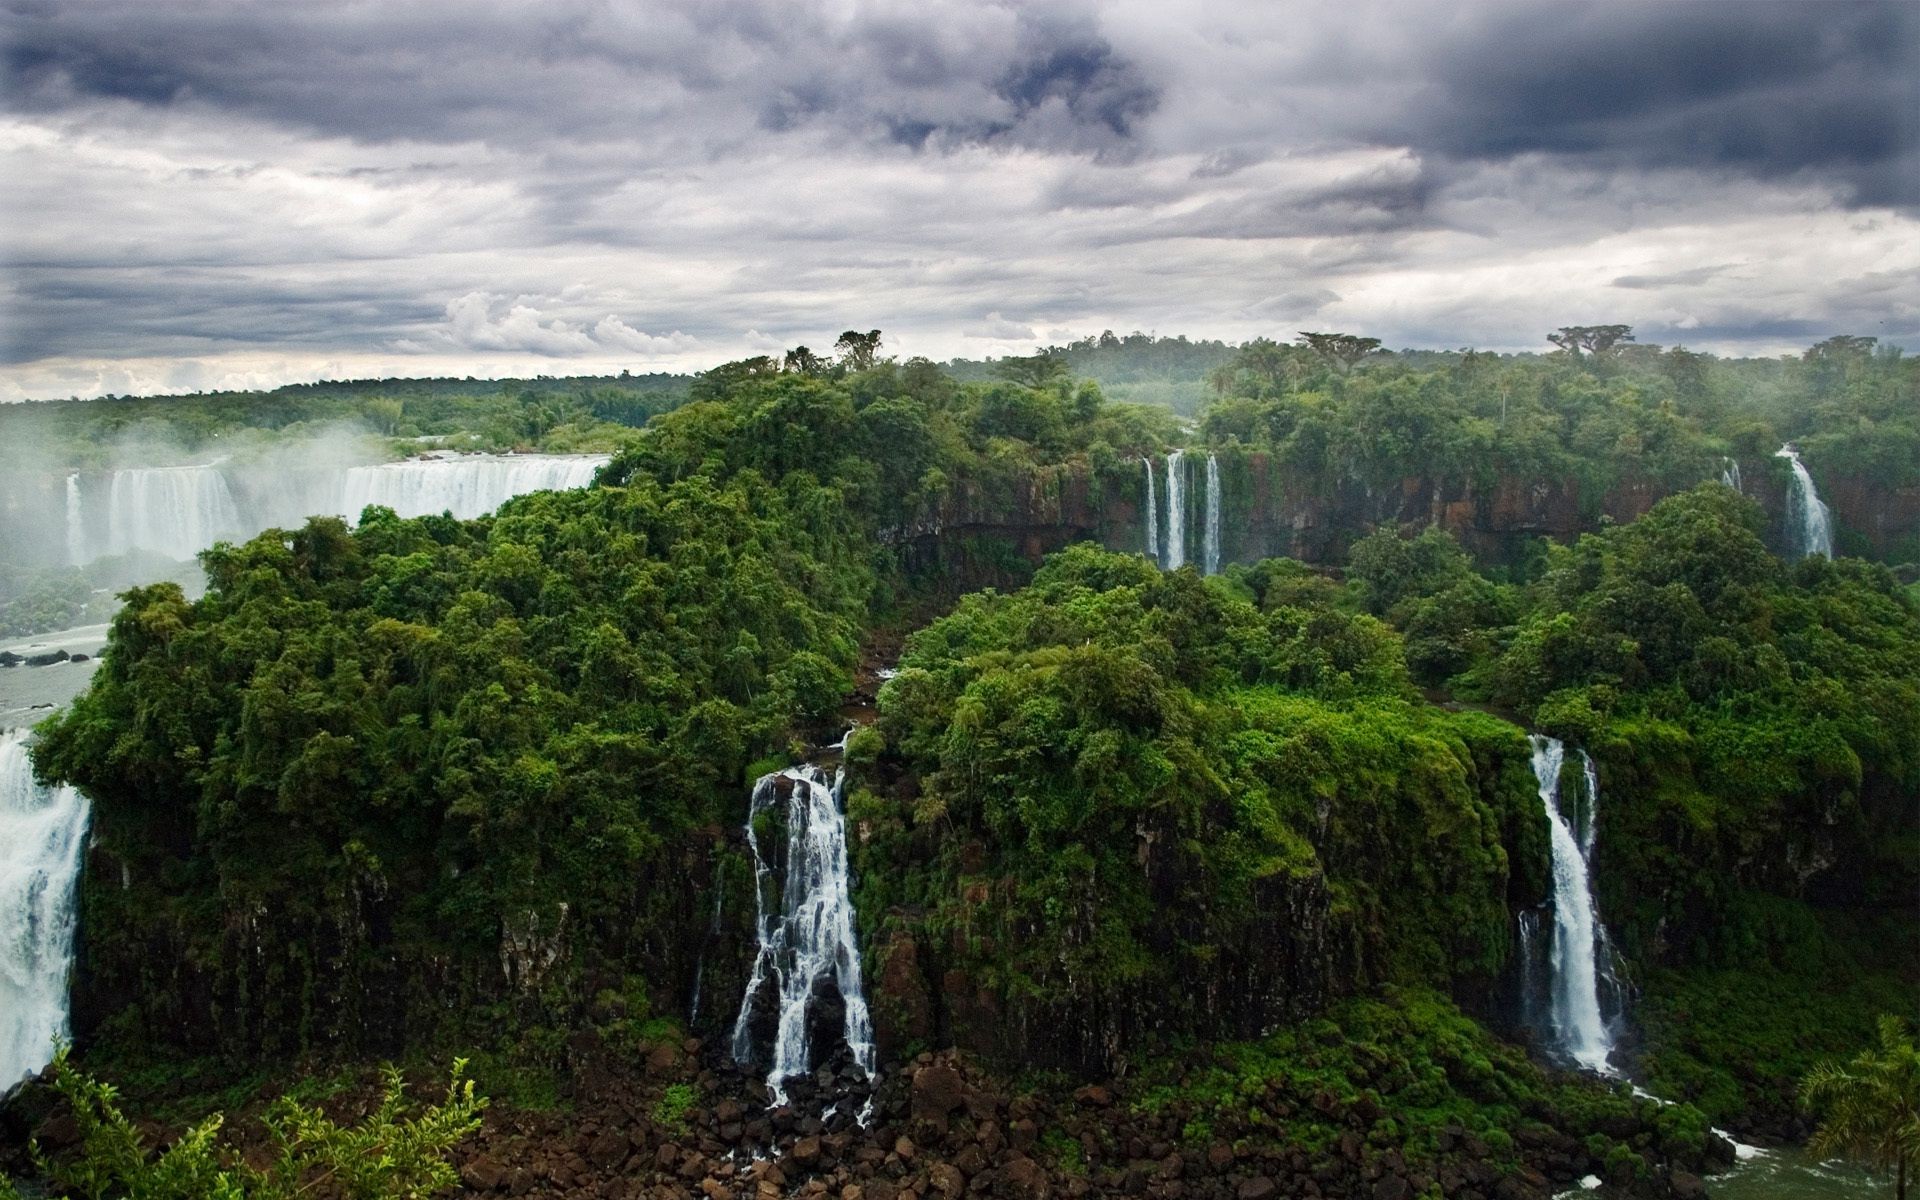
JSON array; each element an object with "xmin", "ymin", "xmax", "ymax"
[{"xmin": 2, "ymin": 0, "xmax": 1915, "ymax": 398}]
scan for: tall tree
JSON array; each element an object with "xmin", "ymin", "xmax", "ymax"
[
  {"xmin": 784, "ymin": 345, "xmax": 825, "ymax": 375},
  {"xmin": 1297, "ymin": 331, "xmax": 1382, "ymax": 375},
  {"xmin": 1801, "ymin": 1016, "xmax": 1920, "ymax": 1200},
  {"xmin": 1547, "ymin": 325, "xmax": 1635, "ymax": 358},
  {"xmin": 835, "ymin": 329, "xmax": 884, "ymax": 372}
]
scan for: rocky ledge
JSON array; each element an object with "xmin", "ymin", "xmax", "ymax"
[{"xmin": 435, "ymin": 1044, "xmax": 1723, "ymax": 1200}]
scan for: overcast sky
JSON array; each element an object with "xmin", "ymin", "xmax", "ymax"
[{"xmin": 2, "ymin": 0, "xmax": 1916, "ymax": 400}]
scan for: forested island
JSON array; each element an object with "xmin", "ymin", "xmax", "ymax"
[{"xmin": 2, "ymin": 329, "xmax": 1915, "ymax": 1200}]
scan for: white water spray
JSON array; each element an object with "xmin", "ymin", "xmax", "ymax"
[
  {"xmin": 1719, "ymin": 458, "xmax": 1742, "ymax": 494},
  {"xmin": 730, "ymin": 765, "xmax": 875, "ymax": 1103},
  {"xmin": 101, "ymin": 465, "xmax": 246, "ymax": 564},
  {"xmin": 1528, "ymin": 735, "xmax": 1616, "ymax": 1074},
  {"xmin": 1142, "ymin": 458, "xmax": 1159, "ymax": 564},
  {"xmin": 66, "ymin": 454, "xmax": 607, "ymax": 566},
  {"xmin": 1203, "ymin": 454, "xmax": 1221, "ymax": 576},
  {"xmin": 64, "ymin": 475, "xmax": 86, "ymax": 567},
  {"xmin": 1774, "ymin": 445, "xmax": 1832, "ymax": 559},
  {"xmin": 1, "ymin": 729, "xmax": 90, "ymax": 1089},
  {"xmin": 1164, "ymin": 450, "xmax": 1186, "ymax": 570}
]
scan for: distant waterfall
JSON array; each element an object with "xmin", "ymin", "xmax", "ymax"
[
  {"xmin": 1203, "ymin": 454, "xmax": 1221, "ymax": 576},
  {"xmin": 64, "ymin": 453, "xmax": 607, "ymax": 567},
  {"xmin": 730, "ymin": 765, "xmax": 875, "ymax": 1103},
  {"xmin": 1, "ymin": 729, "xmax": 90, "ymax": 1089},
  {"xmin": 1164, "ymin": 450, "xmax": 1187, "ymax": 571},
  {"xmin": 64, "ymin": 475, "xmax": 85, "ymax": 566},
  {"xmin": 1775, "ymin": 445, "xmax": 1833, "ymax": 559},
  {"xmin": 1526, "ymin": 735, "xmax": 1618, "ymax": 1075},
  {"xmin": 1720, "ymin": 458, "xmax": 1742, "ymax": 494},
  {"xmin": 100, "ymin": 465, "xmax": 245, "ymax": 564},
  {"xmin": 1142, "ymin": 457, "xmax": 1159, "ymax": 564},
  {"xmin": 336, "ymin": 455, "xmax": 604, "ymax": 522}
]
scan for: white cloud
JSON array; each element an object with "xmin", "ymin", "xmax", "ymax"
[{"xmin": 963, "ymin": 312, "xmax": 1039, "ymax": 340}]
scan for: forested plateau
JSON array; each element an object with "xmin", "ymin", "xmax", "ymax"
[{"xmin": 2, "ymin": 331, "xmax": 1915, "ymax": 1200}]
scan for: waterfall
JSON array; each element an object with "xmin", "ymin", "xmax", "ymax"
[
  {"xmin": 1527, "ymin": 735, "xmax": 1617, "ymax": 1075},
  {"xmin": 1, "ymin": 729, "xmax": 90, "ymax": 1089},
  {"xmin": 102, "ymin": 465, "xmax": 245, "ymax": 564},
  {"xmin": 1720, "ymin": 458, "xmax": 1742, "ymax": 494},
  {"xmin": 1142, "ymin": 458, "xmax": 1159, "ymax": 564},
  {"xmin": 1164, "ymin": 450, "xmax": 1186, "ymax": 571},
  {"xmin": 1774, "ymin": 445, "xmax": 1833, "ymax": 559},
  {"xmin": 1203, "ymin": 454, "xmax": 1221, "ymax": 576},
  {"xmin": 335, "ymin": 455, "xmax": 604, "ymax": 523},
  {"xmin": 63, "ymin": 454, "xmax": 607, "ymax": 566},
  {"xmin": 730, "ymin": 764, "xmax": 875, "ymax": 1102},
  {"xmin": 64, "ymin": 475, "xmax": 86, "ymax": 567}
]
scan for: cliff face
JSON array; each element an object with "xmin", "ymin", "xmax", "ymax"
[{"xmin": 895, "ymin": 453, "xmax": 1918, "ymax": 573}]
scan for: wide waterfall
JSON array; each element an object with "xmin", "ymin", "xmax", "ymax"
[
  {"xmin": 1, "ymin": 729, "xmax": 90, "ymax": 1089},
  {"xmin": 65, "ymin": 453, "xmax": 607, "ymax": 567},
  {"xmin": 1526, "ymin": 735, "xmax": 1618, "ymax": 1075},
  {"xmin": 1164, "ymin": 450, "xmax": 1187, "ymax": 571},
  {"xmin": 1203, "ymin": 453, "xmax": 1221, "ymax": 576},
  {"xmin": 1774, "ymin": 444, "xmax": 1833, "ymax": 559},
  {"xmin": 1142, "ymin": 457, "xmax": 1159, "ymax": 564},
  {"xmin": 98, "ymin": 464, "xmax": 247, "ymax": 564},
  {"xmin": 730, "ymin": 764, "xmax": 876, "ymax": 1103}
]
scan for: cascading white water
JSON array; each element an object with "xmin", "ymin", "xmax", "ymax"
[
  {"xmin": 101, "ymin": 465, "xmax": 246, "ymax": 564},
  {"xmin": 1203, "ymin": 453, "xmax": 1221, "ymax": 577},
  {"xmin": 1528, "ymin": 735, "xmax": 1616, "ymax": 1075},
  {"xmin": 1, "ymin": 729, "xmax": 90, "ymax": 1089},
  {"xmin": 1774, "ymin": 445, "xmax": 1833, "ymax": 559},
  {"xmin": 64, "ymin": 454, "xmax": 607, "ymax": 566},
  {"xmin": 65, "ymin": 475, "xmax": 86, "ymax": 567},
  {"xmin": 1720, "ymin": 458, "xmax": 1742, "ymax": 494},
  {"xmin": 1164, "ymin": 450, "xmax": 1186, "ymax": 571},
  {"xmin": 731, "ymin": 765, "xmax": 875, "ymax": 1103},
  {"xmin": 336, "ymin": 455, "xmax": 604, "ymax": 522},
  {"xmin": 1142, "ymin": 457, "xmax": 1159, "ymax": 564}
]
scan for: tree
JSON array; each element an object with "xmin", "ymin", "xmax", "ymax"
[
  {"xmin": 1547, "ymin": 325, "xmax": 1635, "ymax": 358},
  {"xmin": 834, "ymin": 329, "xmax": 884, "ymax": 371},
  {"xmin": 783, "ymin": 345, "xmax": 826, "ymax": 375},
  {"xmin": 1296, "ymin": 331, "xmax": 1381, "ymax": 375},
  {"xmin": 992, "ymin": 352, "xmax": 1070, "ymax": 389},
  {"xmin": 1801, "ymin": 1016, "xmax": 1920, "ymax": 1199}
]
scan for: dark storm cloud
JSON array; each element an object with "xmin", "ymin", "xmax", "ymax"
[
  {"xmin": 1, "ymin": 1, "xmax": 1158, "ymax": 157},
  {"xmin": 1382, "ymin": 1, "xmax": 1920, "ymax": 206},
  {"xmin": 0, "ymin": 0, "xmax": 1914, "ymax": 397}
]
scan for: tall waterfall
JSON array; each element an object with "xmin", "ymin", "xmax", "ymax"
[
  {"xmin": 100, "ymin": 465, "xmax": 246, "ymax": 564},
  {"xmin": 730, "ymin": 765, "xmax": 875, "ymax": 1102},
  {"xmin": 1203, "ymin": 454, "xmax": 1221, "ymax": 576},
  {"xmin": 1527, "ymin": 735, "xmax": 1617, "ymax": 1075},
  {"xmin": 1142, "ymin": 457, "xmax": 1159, "ymax": 564},
  {"xmin": 65, "ymin": 453, "xmax": 607, "ymax": 566},
  {"xmin": 1164, "ymin": 450, "xmax": 1187, "ymax": 571},
  {"xmin": 1, "ymin": 729, "xmax": 90, "ymax": 1089},
  {"xmin": 64, "ymin": 475, "xmax": 85, "ymax": 567},
  {"xmin": 1720, "ymin": 458, "xmax": 1742, "ymax": 494},
  {"xmin": 1775, "ymin": 445, "xmax": 1833, "ymax": 559}
]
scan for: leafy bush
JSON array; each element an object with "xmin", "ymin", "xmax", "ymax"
[{"xmin": 9, "ymin": 1049, "xmax": 483, "ymax": 1200}]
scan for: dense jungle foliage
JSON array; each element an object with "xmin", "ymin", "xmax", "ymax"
[
  {"xmin": 14, "ymin": 330, "xmax": 1918, "ymax": 1169},
  {"xmin": 856, "ymin": 544, "xmax": 1547, "ymax": 1072}
]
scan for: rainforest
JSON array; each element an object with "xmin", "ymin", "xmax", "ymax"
[{"xmin": 1, "ymin": 332, "xmax": 1916, "ymax": 1200}]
